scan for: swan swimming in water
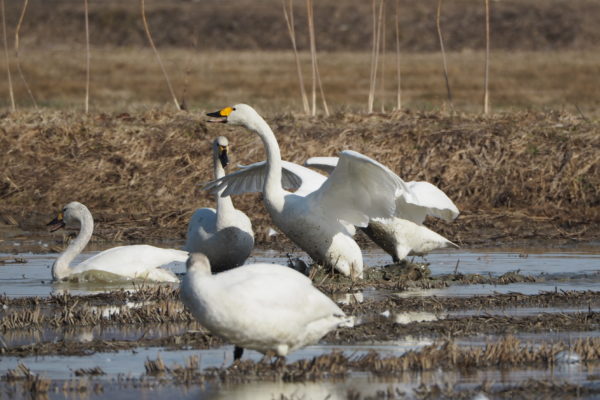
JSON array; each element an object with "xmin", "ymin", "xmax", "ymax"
[
  {"xmin": 48, "ymin": 202, "xmax": 187, "ymax": 282},
  {"xmin": 204, "ymin": 104, "xmax": 407, "ymax": 279},
  {"xmin": 304, "ymin": 156, "xmax": 459, "ymax": 261},
  {"xmin": 184, "ymin": 136, "xmax": 254, "ymax": 272},
  {"xmin": 180, "ymin": 253, "xmax": 354, "ymax": 360}
]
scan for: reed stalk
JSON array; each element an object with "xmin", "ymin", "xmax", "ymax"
[
  {"xmin": 15, "ymin": 0, "xmax": 36, "ymax": 108},
  {"xmin": 367, "ymin": 0, "xmax": 377, "ymax": 113},
  {"xmin": 84, "ymin": 0, "xmax": 90, "ymax": 113},
  {"xmin": 436, "ymin": 0, "xmax": 453, "ymax": 111},
  {"xmin": 140, "ymin": 0, "xmax": 181, "ymax": 111},
  {"xmin": 380, "ymin": 0, "xmax": 386, "ymax": 113},
  {"xmin": 306, "ymin": 0, "xmax": 328, "ymax": 116},
  {"xmin": 394, "ymin": 0, "xmax": 402, "ymax": 110},
  {"xmin": 368, "ymin": 0, "xmax": 384, "ymax": 113},
  {"xmin": 1, "ymin": 0, "xmax": 15, "ymax": 111},
  {"xmin": 282, "ymin": 0, "xmax": 309, "ymax": 115},
  {"xmin": 483, "ymin": 0, "xmax": 490, "ymax": 114}
]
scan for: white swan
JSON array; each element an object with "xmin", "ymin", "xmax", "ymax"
[
  {"xmin": 305, "ymin": 156, "xmax": 460, "ymax": 261},
  {"xmin": 180, "ymin": 253, "xmax": 353, "ymax": 359},
  {"xmin": 184, "ymin": 136, "xmax": 254, "ymax": 272},
  {"xmin": 48, "ymin": 202, "xmax": 187, "ymax": 282},
  {"xmin": 204, "ymin": 104, "xmax": 407, "ymax": 279}
]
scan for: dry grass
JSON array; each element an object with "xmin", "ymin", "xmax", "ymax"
[
  {"xmin": 1, "ymin": 48, "xmax": 600, "ymax": 115},
  {"xmin": 0, "ymin": 107, "xmax": 597, "ymax": 245}
]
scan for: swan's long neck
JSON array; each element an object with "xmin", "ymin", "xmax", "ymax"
[
  {"xmin": 213, "ymin": 148, "xmax": 235, "ymax": 228},
  {"xmin": 52, "ymin": 210, "xmax": 93, "ymax": 280},
  {"xmin": 248, "ymin": 117, "xmax": 285, "ymax": 212}
]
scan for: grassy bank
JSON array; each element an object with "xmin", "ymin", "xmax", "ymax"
[{"xmin": 1, "ymin": 109, "xmax": 597, "ymax": 246}]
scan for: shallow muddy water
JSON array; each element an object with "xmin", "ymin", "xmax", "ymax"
[
  {"xmin": 1, "ymin": 244, "xmax": 599, "ymax": 298},
  {"xmin": 2, "ymin": 243, "xmax": 600, "ymax": 399}
]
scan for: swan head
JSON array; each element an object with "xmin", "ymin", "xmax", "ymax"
[
  {"xmin": 47, "ymin": 201, "xmax": 89, "ymax": 231},
  {"xmin": 214, "ymin": 136, "xmax": 229, "ymax": 168},
  {"xmin": 186, "ymin": 253, "xmax": 212, "ymax": 275},
  {"xmin": 207, "ymin": 104, "xmax": 265, "ymax": 132}
]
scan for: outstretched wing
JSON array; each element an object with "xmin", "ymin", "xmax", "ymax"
[
  {"xmin": 304, "ymin": 156, "xmax": 338, "ymax": 175},
  {"xmin": 400, "ymin": 181, "xmax": 460, "ymax": 223},
  {"xmin": 305, "ymin": 155, "xmax": 459, "ymax": 224},
  {"xmin": 202, "ymin": 160, "xmax": 327, "ymax": 197},
  {"xmin": 305, "ymin": 150, "xmax": 409, "ymax": 227}
]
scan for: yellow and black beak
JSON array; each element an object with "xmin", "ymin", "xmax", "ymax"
[
  {"xmin": 218, "ymin": 145, "xmax": 229, "ymax": 168},
  {"xmin": 47, "ymin": 212, "xmax": 66, "ymax": 232},
  {"xmin": 206, "ymin": 106, "xmax": 233, "ymax": 123}
]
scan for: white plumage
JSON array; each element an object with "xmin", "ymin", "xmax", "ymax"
[
  {"xmin": 48, "ymin": 202, "xmax": 186, "ymax": 282},
  {"xmin": 185, "ymin": 136, "xmax": 254, "ymax": 272},
  {"xmin": 204, "ymin": 104, "xmax": 406, "ymax": 279},
  {"xmin": 180, "ymin": 253, "xmax": 353, "ymax": 357},
  {"xmin": 305, "ymin": 156, "xmax": 460, "ymax": 261}
]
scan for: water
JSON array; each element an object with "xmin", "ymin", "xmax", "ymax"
[
  {"xmin": 1, "ymin": 245, "xmax": 599, "ymax": 298},
  {"xmin": 1, "ymin": 243, "xmax": 600, "ymax": 399}
]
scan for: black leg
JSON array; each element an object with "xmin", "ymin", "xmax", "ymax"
[{"xmin": 234, "ymin": 346, "xmax": 244, "ymax": 361}]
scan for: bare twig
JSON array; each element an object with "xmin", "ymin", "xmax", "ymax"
[
  {"xmin": 368, "ymin": 0, "xmax": 384, "ymax": 113},
  {"xmin": 436, "ymin": 0, "xmax": 453, "ymax": 111},
  {"xmin": 483, "ymin": 0, "xmax": 490, "ymax": 114},
  {"xmin": 282, "ymin": 0, "xmax": 309, "ymax": 114},
  {"xmin": 380, "ymin": 0, "xmax": 386, "ymax": 113},
  {"xmin": 306, "ymin": 0, "xmax": 328, "ymax": 116},
  {"xmin": 367, "ymin": 0, "xmax": 377, "ymax": 113},
  {"xmin": 15, "ymin": 0, "xmax": 36, "ymax": 108},
  {"xmin": 394, "ymin": 0, "xmax": 402, "ymax": 110},
  {"xmin": 1, "ymin": 0, "xmax": 15, "ymax": 111},
  {"xmin": 84, "ymin": 0, "xmax": 90, "ymax": 113},
  {"xmin": 140, "ymin": 0, "xmax": 181, "ymax": 111}
]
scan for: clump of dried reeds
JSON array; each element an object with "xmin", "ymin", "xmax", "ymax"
[{"xmin": 0, "ymin": 110, "xmax": 597, "ymax": 245}]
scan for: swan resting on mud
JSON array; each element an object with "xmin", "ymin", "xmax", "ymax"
[
  {"xmin": 185, "ymin": 136, "xmax": 254, "ymax": 272},
  {"xmin": 48, "ymin": 201, "xmax": 187, "ymax": 283},
  {"xmin": 204, "ymin": 104, "xmax": 408, "ymax": 279},
  {"xmin": 180, "ymin": 253, "xmax": 354, "ymax": 360}
]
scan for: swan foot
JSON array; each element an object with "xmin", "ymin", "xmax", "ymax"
[{"xmin": 233, "ymin": 346, "xmax": 244, "ymax": 361}]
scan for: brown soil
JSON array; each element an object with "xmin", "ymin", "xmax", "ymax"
[{"xmin": 1, "ymin": 110, "xmax": 597, "ymax": 248}]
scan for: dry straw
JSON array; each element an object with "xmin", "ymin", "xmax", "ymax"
[
  {"xmin": 436, "ymin": 0, "xmax": 453, "ymax": 110},
  {"xmin": 14, "ymin": 0, "xmax": 36, "ymax": 108},
  {"xmin": 282, "ymin": 0, "xmax": 310, "ymax": 114},
  {"xmin": 84, "ymin": 0, "xmax": 90, "ymax": 113},
  {"xmin": 306, "ymin": 0, "xmax": 329, "ymax": 116},
  {"xmin": 140, "ymin": 0, "xmax": 181, "ymax": 111},
  {"xmin": 1, "ymin": 0, "xmax": 15, "ymax": 111},
  {"xmin": 394, "ymin": 0, "xmax": 402, "ymax": 110},
  {"xmin": 483, "ymin": 0, "xmax": 491, "ymax": 114}
]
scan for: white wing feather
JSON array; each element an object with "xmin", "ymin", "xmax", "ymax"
[
  {"xmin": 305, "ymin": 155, "xmax": 459, "ymax": 224},
  {"xmin": 306, "ymin": 151, "xmax": 408, "ymax": 227},
  {"xmin": 202, "ymin": 160, "xmax": 326, "ymax": 197}
]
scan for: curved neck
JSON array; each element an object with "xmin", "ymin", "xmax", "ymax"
[
  {"xmin": 213, "ymin": 147, "xmax": 235, "ymax": 226},
  {"xmin": 246, "ymin": 116, "xmax": 285, "ymax": 212},
  {"xmin": 52, "ymin": 210, "xmax": 93, "ymax": 280}
]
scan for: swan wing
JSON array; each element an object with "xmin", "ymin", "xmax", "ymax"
[
  {"xmin": 214, "ymin": 264, "xmax": 343, "ymax": 323},
  {"xmin": 306, "ymin": 150, "xmax": 409, "ymax": 227},
  {"xmin": 398, "ymin": 181, "xmax": 460, "ymax": 223},
  {"xmin": 75, "ymin": 245, "xmax": 187, "ymax": 281},
  {"xmin": 304, "ymin": 156, "xmax": 338, "ymax": 175},
  {"xmin": 202, "ymin": 161, "xmax": 326, "ymax": 197}
]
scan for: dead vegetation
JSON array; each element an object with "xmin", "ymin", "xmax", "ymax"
[{"xmin": 0, "ymin": 110, "xmax": 597, "ymax": 248}]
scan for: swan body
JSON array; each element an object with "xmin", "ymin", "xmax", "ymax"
[
  {"xmin": 205, "ymin": 104, "xmax": 407, "ymax": 279},
  {"xmin": 48, "ymin": 202, "xmax": 186, "ymax": 282},
  {"xmin": 305, "ymin": 156, "xmax": 460, "ymax": 261},
  {"xmin": 180, "ymin": 253, "xmax": 353, "ymax": 357},
  {"xmin": 185, "ymin": 136, "xmax": 254, "ymax": 272}
]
